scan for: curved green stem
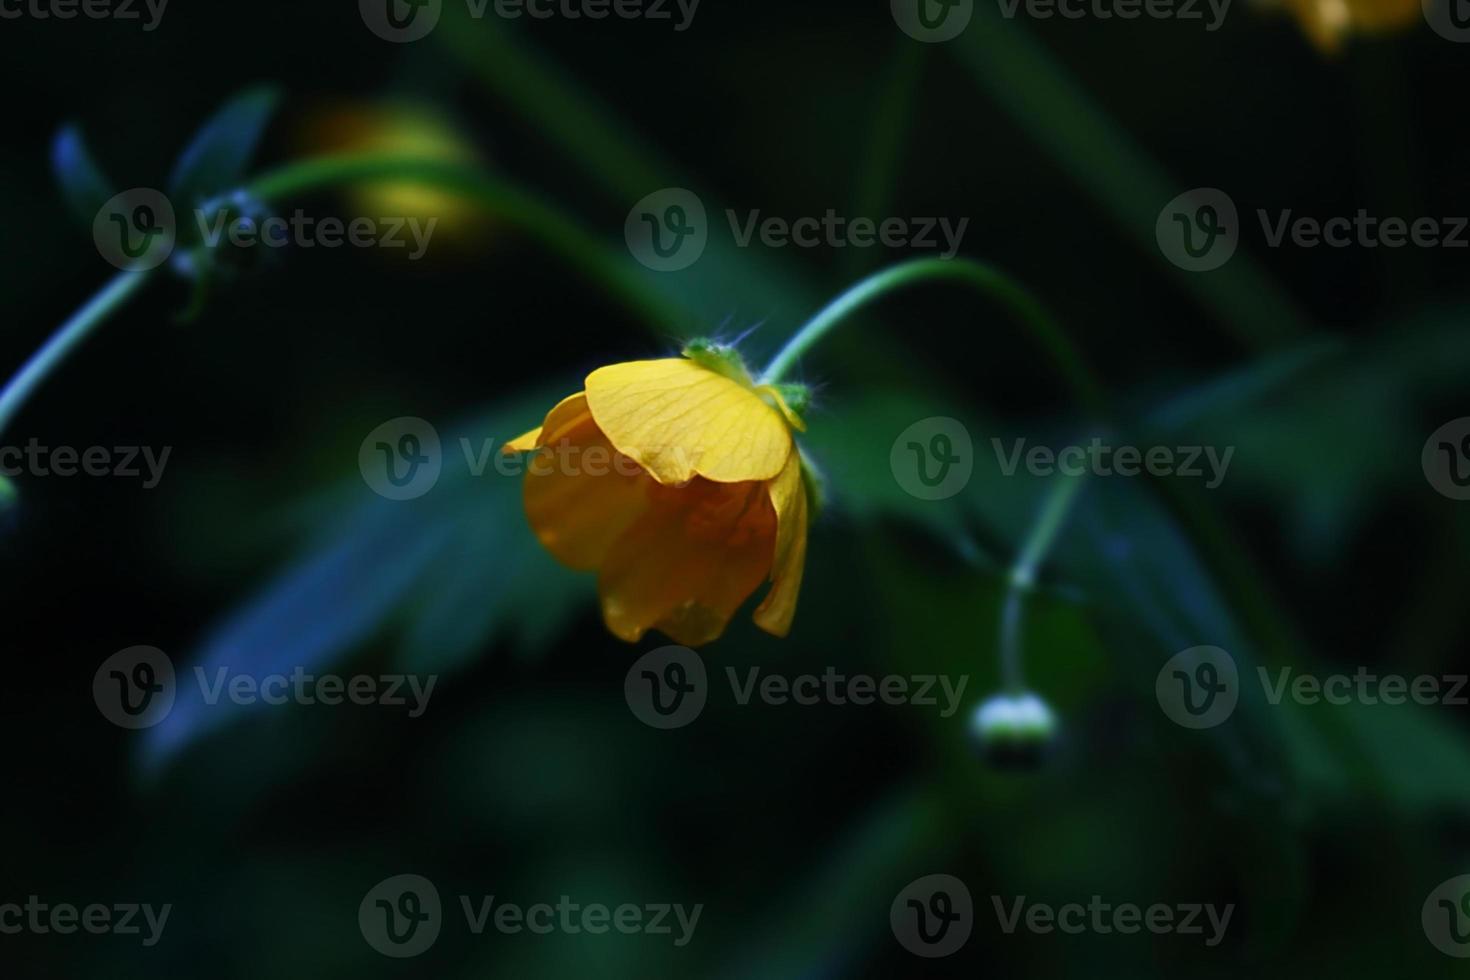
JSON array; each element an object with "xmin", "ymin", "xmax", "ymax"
[
  {"xmin": 0, "ymin": 270, "xmax": 153, "ymax": 440},
  {"xmin": 999, "ymin": 472, "xmax": 1087, "ymax": 693},
  {"xmin": 0, "ymin": 153, "xmax": 684, "ymax": 448},
  {"xmin": 760, "ymin": 258, "xmax": 1107, "ymax": 417},
  {"xmin": 246, "ymin": 154, "xmax": 682, "ymax": 333},
  {"xmin": 760, "ymin": 258, "xmax": 1101, "ymax": 694}
]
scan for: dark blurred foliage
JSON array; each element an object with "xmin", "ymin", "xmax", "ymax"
[{"xmin": 1, "ymin": 1, "xmax": 1469, "ymax": 977}]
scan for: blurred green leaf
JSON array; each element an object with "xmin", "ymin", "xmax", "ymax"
[
  {"xmin": 720, "ymin": 788, "xmax": 945, "ymax": 979},
  {"xmin": 1279, "ymin": 699, "xmax": 1470, "ymax": 815}
]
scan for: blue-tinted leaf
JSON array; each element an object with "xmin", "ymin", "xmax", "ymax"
[
  {"xmin": 142, "ymin": 387, "xmax": 581, "ymax": 773},
  {"xmin": 813, "ymin": 386, "xmax": 1282, "ymax": 777},
  {"xmin": 1065, "ymin": 478, "xmax": 1290, "ymax": 792},
  {"xmin": 168, "ymin": 86, "xmax": 281, "ymax": 208},
  {"xmin": 51, "ymin": 125, "xmax": 116, "ymax": 227},
  {"xmin": 829, "ymin": 324, "xmax": 1470, "ymax": 816},
  {"xmin": 1146, "ymin": 317, "xmax": 1470, "ymax": 561},
  {"xmin": 141, "ymin": 506, "xmax": 454, "ymax": 772}
]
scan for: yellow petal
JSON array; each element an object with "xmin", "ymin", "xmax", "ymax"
[
  {"xmin": 598, "ymin": 479, "xmax": 776, "ymax": 646},
  {"xmin": 503, "ymin": 392, "xmax": 590, "ymax": 454},
  {"xmin": 585, "ymin": 359, "xmax": 793, "ymax": 486},
  {"xmin": 754, "ymin": 451, "xmax": 809, "ymax": 638}
]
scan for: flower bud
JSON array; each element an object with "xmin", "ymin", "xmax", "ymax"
[
  {"xmin": 969, "ymin": 691, "xmax": 1057, "ymax": 770},
  {"xmin": 682, "ymin": 338, "xmax": 754, "ymax": 385}
]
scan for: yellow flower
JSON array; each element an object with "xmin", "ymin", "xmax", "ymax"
[
  {"xmin": 504, "ymin": 346, "xmax": 811, "ymax": 647},
  {"xmin": 1266, "ymin": 0, "xmax": 1420, "ymax": 51},
  {"xmin": 296, "ymin": 100, "xmax": 486, "ymax": 237}
]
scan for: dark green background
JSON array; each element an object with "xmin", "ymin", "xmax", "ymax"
[{"xmin": 1, "ymin": 1, "xmax": 1468, "ymax": 977}]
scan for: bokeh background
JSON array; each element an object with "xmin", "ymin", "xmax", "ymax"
[{"xmin": 2, "ymin": 0, "xmax": 1469, "ymax": 976}]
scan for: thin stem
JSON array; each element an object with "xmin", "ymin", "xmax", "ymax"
[
  {"xmin": 999, "ymin": 589, "xmax": 1026, "ymax": 694},
  {"xmin": 999, "ymin": 473, "xmax": 1087, "ymax": 693},
  {"xmin": 0, "ymin": 271, "xmax": 153, "ymax": 440},
  {"xmin": 1011, "ymin": 471, "xmax": 1087, "ymax": 590},
  {"xmin": 248, "ymin": 153, "xmax": 504, "ymax": 200},
  {"xmin": 246, "ymin": 154, "xmax": 682, "ymax": 333},
  {"xmin": 2, "ymin": 152, "xmax": 681, "ymax": 450},
  {"xmin": 760, "ymin": 258, "xmax": 1106, "ymax": 417},
  {"xmin": 760, "ymin": 258, "xmax": 1100, "ymax": 694}
]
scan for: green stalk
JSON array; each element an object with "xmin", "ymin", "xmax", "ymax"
[
  {"xmin": 0, "ymin": 270, "xmax": 153, "ymax": 440},
  {"xmin": 758, "ymin": 258, "xmax": 1101, "ymax": 694},
  {"xmin": 1000, "ymin": 473, "xmax": 1086, "ymax": 692},
  {"xmin": 0, "ymin": 152, "xmax": 683, "ymax": 448},
  {"xmin": 245, "ymin": 154, "xmax": 681, "ymax": 332},
  {"xmin": 760, "ymin": 258, "xmax": 1107, "ymax": 418},
  {"xmin": 950, "ymin": 14, "xmax": 1311, "ymax": 350}
]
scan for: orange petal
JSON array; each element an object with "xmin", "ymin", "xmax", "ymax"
[
  {"xmin": 585, "ymin": 359, "xmax": 793, "ymax": 485},
  {"xmin": 522, "ymin": 398, "xmax": 653, "ymax": 571},
  {"xmin": 754, "ymin": 451, "xmax": 809, "ymax": 638},
  {"xmin": 504, "ymin": 427, "xmax": 543, "ymax": 454},
  {"xmin": 598, "ymin": 479, "xmax": 776, "ymax": 646}
]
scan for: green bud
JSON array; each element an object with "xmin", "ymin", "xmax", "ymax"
[
  {"xmin": 682, "ymin": 338, "xmax": 754, "ymax": 386},
  {"xmin": 772, "ymin": 383, "xmax": 811, "ymax": 418},
  {"xmin": 970, "ymin": 692, "xmax": 1058, "ymax": 771}
]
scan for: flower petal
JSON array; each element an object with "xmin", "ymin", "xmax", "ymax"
[
  {"xmin": 502, "ymin": 392, "xmax": 591, "ymax": 454},
  {"xmin": 754, "ymin": 451, "xmax": 809, "ymax": 638},
  {"xmin": 598, "ymin": 479, "xmax": 776, "ymax": 646},
  {"xmin": 521, "ymin": 396, "xmax": 653, "ymax": 571},
  {"xmin": 585, "ymin": 359, "xmax": 793, "ymax": 485}
]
